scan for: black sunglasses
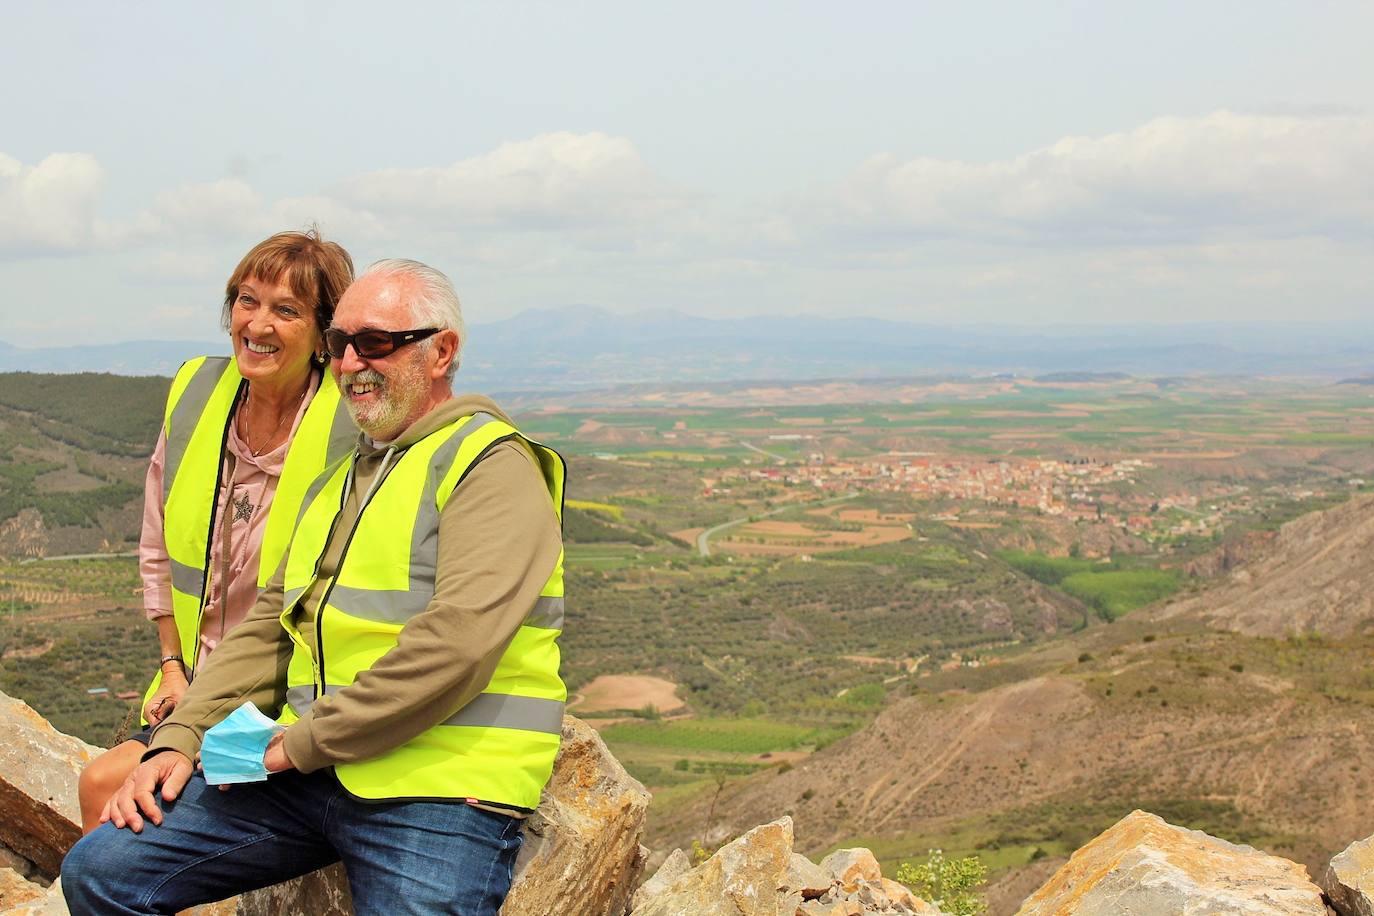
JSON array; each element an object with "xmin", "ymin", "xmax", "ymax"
[{"xmin": 323, "ymin": 327, "xmax": 442, "ymax": 359}]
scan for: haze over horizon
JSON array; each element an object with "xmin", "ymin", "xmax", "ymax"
[{"xmin": 2, "ymin": 2, "xmax": 1372, "ymax": 347}]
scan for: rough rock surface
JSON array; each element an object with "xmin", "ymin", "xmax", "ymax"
[
  {"xmin": 502, "ymin": 716, "xmax": 651, "ymax": 915},
  {"xmin": 633, "ymin": 848, "xmax": 693, "ymax": 911},
  {"xmin": 1323, "ymin": 833, "xmax": 1374, "ymax": 916},
  {"xmin": 0, "ymin": 879, "xmax": 65, "ymax": 916},
  {"xmin": 820, "ymin": 849, "xmax": 883, "ymax": 892},
  {"xmin": 0, "ymin": 869, "xmax": 45, "ymax": 911},
  {"xmin": 1017, "ymin": 809, "xmax": 1327, "ymax": 915},
  {"xmin": 632, "ymin": 817, "xmax": 941, "ymax": 916},
  {"xmin": 0, "ymin": 692, "xmax": 97, "ymax": 878},
  {"xmin": 634, "ymin": 817, "xmax": 794, "ymax": 916}
]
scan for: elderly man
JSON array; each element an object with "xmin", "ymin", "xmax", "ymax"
[{"xmin": 63, "ymin": 260, "xmax": 566, "ymax": 915}]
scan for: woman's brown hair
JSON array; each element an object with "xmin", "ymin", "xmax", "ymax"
[{"xmin": 221, "ymin": 229, "xmax": 354, "ymax": 345}]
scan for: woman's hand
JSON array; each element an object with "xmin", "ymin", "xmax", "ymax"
[
  {"xmin": 143, "ymin": 664, "xmax": 189, "ymax": 725},
  {"xmin": 100, "ymin": 750, "xmax": 194, "ymax": 832}
]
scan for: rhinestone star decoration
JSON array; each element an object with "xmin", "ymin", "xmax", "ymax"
[{"xmin": 232, "ymin": 490, "xmax": 255, "ymax": 522}]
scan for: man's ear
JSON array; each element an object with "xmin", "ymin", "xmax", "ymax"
[{"xmin": 430, "ymin": 329, "xmax": 460, "ymax": 380}]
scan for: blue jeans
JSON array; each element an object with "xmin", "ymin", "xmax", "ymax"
[{"xmin": 62, "ymin": 769, "xmax": 523, "ymax": 915}]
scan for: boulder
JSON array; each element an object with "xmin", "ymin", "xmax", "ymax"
[
  {"xmin": 0, "ymin": 692, "xmax": 97, "ymax": 878},
  {"xmin": 1017, "ymin": 809, "xmax": 1327, "ymax": 915},
  {"xmin": 0, "ymin": 879, "xmax": 65, "ymax": 916},
  {"xmin": 631, "ymin": 819, "xmax": 941, "ymax": 916},
  {"xmin": 632, "ymin": 817, "xmax": 794, "ymax": 916},
  {"xmin": 633, "ymin": 848, "xmax": 693, "ymax": 911},
  {"xmin": 0, "ymin": 869, "xmax": 45, "ymax": 911},
  {"xmin": 502, "ymin": 716, "xmax": 651, "ymax": 915},
  {"xmin": 785, "ymin": 853, "xmax": 834, "ymax": 900},
  {"xmin": 820, "ymin": 849, "xmax": 883, "ymax": 893},
  {"xmin": 1323, "ymin": 834, "xmax": 1374, "ymax": 916}
]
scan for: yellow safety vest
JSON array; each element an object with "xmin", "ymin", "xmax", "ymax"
[
  {"xmin": 142, "ymin": 357, "xmax": 355, "ymax": 721},
  {"xmin": 276, "ymin": 412, "xmax": 566, "ymax": 808}
]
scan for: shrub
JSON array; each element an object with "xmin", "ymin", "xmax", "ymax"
[{"xmin": 896, "ymin": 849, "xmax": 987, "ymax": 916}]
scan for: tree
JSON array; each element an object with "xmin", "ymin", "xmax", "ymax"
[{"xmin": 896, "ymin": 849, "xmax": 987, "ymax": 916}]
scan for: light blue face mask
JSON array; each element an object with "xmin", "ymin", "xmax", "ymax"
[{"xmin": 200, "ymin": 701, "xmax": 286, "ymax": 785}]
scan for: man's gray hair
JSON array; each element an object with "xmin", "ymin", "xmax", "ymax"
[{"xmin": 360, "ymin": 258, "xmax": 466, "ymax": 380}]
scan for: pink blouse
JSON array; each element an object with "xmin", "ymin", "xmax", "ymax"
[{"xmin": 140, "ymin": 373, "xmax": 321, "ymax": 665}]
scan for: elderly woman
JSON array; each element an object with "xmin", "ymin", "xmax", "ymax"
[{"xmin": 77, "ymin": 230, "xmax": 356, "ymax": 831}]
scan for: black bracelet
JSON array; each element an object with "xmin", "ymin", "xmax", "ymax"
[{"xmin": 158, "ymin": 654, "xmax": 185, "ymax": 671}]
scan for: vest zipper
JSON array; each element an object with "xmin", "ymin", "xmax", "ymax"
[
  {"xmin": 313, "ymin": 445, "xmax": 400, "ymax": 699},
  {"xmin": 298, "ymin": 462, "xmax": 354, "ymax": 687}
]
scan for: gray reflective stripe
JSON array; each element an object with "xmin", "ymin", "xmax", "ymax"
[
  {"xmin": 326, "ymin": 589, "xmax": 565, "ymax": 629},
  {"xmin": 325, "ymin": 395, "xmax": 358, "ymax": 463},
  {"xmin": 295, "ymin": 456, "xmax": 350, "ymax": 532},
  {"xmin": 322, "ymin": 413, "xmax": 502, "ymax": 626},
  {"xmin": 162, "ymin": 357, "xmax": 233, "ymax": 505},
  {"xmin": 281, "ymin": 456, "xmax": 354, "ymax": 608},
  {"xmin": 169, "ymin": 558, "xmax": 205, "ymax": 598},
  {"xmin": 326, "ymin": 585, "xmax": 427, "ymax": 623},
  {"xmin": 442, "ymin": 693, "xmax": 564, "ymax": 733},
  {"xmin": 289, "ymin": 686, "xmax": 563, "ymax": 735},
  {"xmin": 286, "ymin": 685, "xmax": 314, "ymax": 717},
  {"xmin": 526, "ymin": 595, "xmax": 564, "ymax": 630}
]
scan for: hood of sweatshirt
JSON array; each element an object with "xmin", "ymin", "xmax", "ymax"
[{"xmin": 356, "ymin": 393, "xmax": 518, "ymax": 460}]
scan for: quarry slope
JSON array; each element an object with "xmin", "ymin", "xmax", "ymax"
[{"xmin": 1155, "ymin": 491, "xmax": 1374, "ymax": 636}]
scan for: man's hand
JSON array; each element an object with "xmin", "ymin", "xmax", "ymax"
[
  {"xmin": 144, "ymin": 666, "xmax": 189, "ymax": 725},
  {"xmin": 99, "ymin": 750, "xmax": 193, "ymax": 833},
  {"xmin": 264, "ymin": 733, "xmax": 295, "ymax": 774}
]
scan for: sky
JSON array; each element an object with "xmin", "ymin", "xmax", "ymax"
[{"xmin": 1, "ymin": 1, "xmax": 1372, "ymax": 346}]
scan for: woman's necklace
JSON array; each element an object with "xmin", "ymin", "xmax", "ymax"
[{"xmin": 239, "ymin": 384, "xmax": 307, "ymax": 457}]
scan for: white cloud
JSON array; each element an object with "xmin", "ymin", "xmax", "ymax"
[
  {"xmin": 335, "ymin": 132, "xmax": 690, "ymax": 229},
  {"xmin": 826, "ymin": 111, "xmax": 1374, "ymax": 244},
  {"xmin": 3, "ymin": 117, "xmax": 1373, "ymax": 340},
  {"xmin": 0, "ymin": 152, "xmax": 110, "ymax": 255},
  {"xmin": 147, "ymin": 178, "xmax": 264, "ymax": 239}
]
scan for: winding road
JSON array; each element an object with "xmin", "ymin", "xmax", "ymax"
[{"xmin": 696, "ymin": 492, "xmax": 860, "ymax": 558}]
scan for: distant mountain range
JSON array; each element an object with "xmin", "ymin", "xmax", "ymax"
[{"xmin": 5, "ymin": 310, "xmax": 1374, "ymax": 388}]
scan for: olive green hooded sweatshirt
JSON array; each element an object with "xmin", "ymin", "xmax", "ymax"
[{"xmin": 149, "ymin": 393, "xmax": 563, "ymax": 803}]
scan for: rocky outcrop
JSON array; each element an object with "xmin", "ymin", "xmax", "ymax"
[
  {"xmin": 7, "ymin": 686, "xmax": 1374, "ymax": 916},
  {"xmin": 0, "ymin": 869, "xmax": 45, "ymax": 912},
  {"xmin": 1017, "ymin": 810, "xmax": 1327, "ymax": 915},
  {"xmin": 631, "ymin": 818, "xmax": 942, "ymax": 915},
  {"xmin": 502, "ymin": 716, "xmax": 651, "ymax": 915},
  {"xmin": 0, "ymin": 693, "xmax": 97, "ymax": 879},
  {"xmin": 0, "ymin": 694, "xmax": 649, "ymax": 916},
  {"xmin": 1323, "ymin": 833, "xmax": 1374, "ymax": 916},
  {"xmin": 1, "ymin": 880, "xmax": 67, "ymax": 916}
]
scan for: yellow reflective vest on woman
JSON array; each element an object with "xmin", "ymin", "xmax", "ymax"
[
  {"xmin": 142, "ymin": 356, "xmax": 355, "ymax": 719},
  {"xmin": 276, "ymin": 411, "xmax": 566, "ymax": 809}
]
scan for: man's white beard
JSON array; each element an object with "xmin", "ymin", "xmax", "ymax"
[{"xmin": 341, "ymin": 356, "xmax": 429, "ymax": 439}]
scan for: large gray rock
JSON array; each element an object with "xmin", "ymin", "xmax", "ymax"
[
  {"xmin": 633, "ymin": 848, "xmax": 693, "ymax": 912},
  {"xmin": 1017, "ymin": 809, "xmax": 1327, "ymax": 915},
  {"xmin": 0, "ymin": 879, "xmax": 65, "ymax": 916},
  {"xmin": 1324, "ymin": 834, "xmax": 1374, "ymax": 916},
  {"xmin": 502, "ymin": 716, "xmax": 651, "ymax": 915},
  {"xmin": 0, "ymin": 869, "xmax": 45, "ymax": 912},
  {"xmin": 631, "ymin": 818, "xmax": 942, "ymax": 916},
  {"xmin": 632, "ymin": 817, "xmax": 795, "ymax": 916},
  {"xmin": 0, "ymin": 692, "xmax": 97, "ymax": 878}
]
